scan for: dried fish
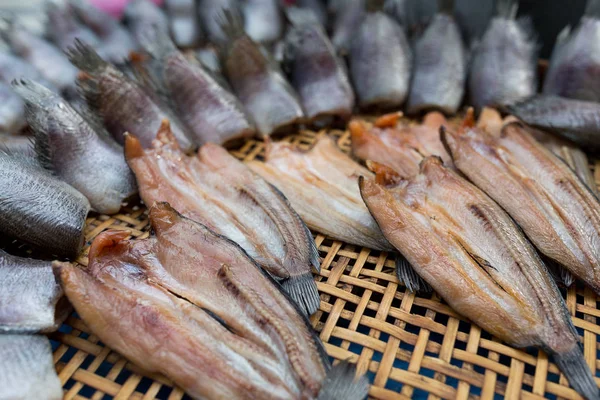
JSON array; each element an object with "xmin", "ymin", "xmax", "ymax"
[
  {"xmin": 0, "ymin": 249, "xmax": 69, "ymax": 333},
  {"xmin": 67, "ymin": 40, "xmax": 194, "ymax": 151},
  {"xmin": 443, "ymin": 120, "xmax": 600, "ymax": 296},
  {"xmin": 330, "ymin": 0, "xmax": 364, "ymax": 54},
  {"xmin": 360, "ymin": 157, "xmax": 598, "ymax": 400},
  {"xmin": 0, "ymin": 335, "xmax": 62, "ymax": 400},
  {"xmin": 0, "ymin": 151, "xmax": 89, "ymax": 258},
  {"xmin": 13, "ymin": 79, "xmax": 137, "ymax": 214},
  {"xmin": 242, "ymin": 0, "xmax": 284, "ymax": 44},
  {"xmin": 406, "ymin": 0, "xmax": 466, "ymax": 115},
  {"xmin": 165, "ymin": 0, "xmax": 204, "ymax": 48},
  {"xmin": 543, "ymin": 0, "xmax": 600, "ymax": 101},
  {"xmin": 138, "ymin": 28, "xmax": 255, "ymax": 145},
  {"xmin": 349, "ymin": 0, "xmax": 412, "ymax": 109},
  {"xmin": 0, "ymin": 134, "xmax": 33, "ymax": 155},
  {"xmin": 0, "ymin": 51, "xmax": 58, "ymax": 93},
  {"xmin": 294, "ymin": 0, "xmax": 328, "ymax": 27},
  {"xmin": 125, "ymin": 122, "xmax": 320, "ymax": 314},
  {"xmin": 220, "ymin": 13, "xmax": 304, "ymax": 136},
  {"xmin": 46, "ymin": 2, "xmax": 101, "ymax": 52},
  {"xmin": 0, "ymin": 82, "xmax": 26, "ymax": 134},
  {"xmin": 198, "ymin": 0, "xmax": 242, "ymax": 45},
  {"xmin": 467, "ymin": 0, "xmax": 537, "ymax": 110},
  {"xmin": 56, "ymin": 203, "xmax": 369, "ymax": 400},
  {"xmin": 248, "ymin": 136, "xmax": 393, "ymax": 250},
  {"xmin": 123, "ymin": 0, "xmax": 169, "ymax": 47}
]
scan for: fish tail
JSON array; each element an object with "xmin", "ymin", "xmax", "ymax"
[
  {"xmin": 66, "ymin": 39, "xmax": 108, "ymax": 74},
  {"xmin": 218, "ymin": 7, "xmax": 246, "ymax": 41},
  {"xmin": 280, "ymin": 273, "xmax": 320, "ymax": 316},
  {"xmin": 496, "ymin": 0, "xmax": 518, "ymax": 19},
  {"xmin": 138, "ymin": 23, "xmax": 177, "ymax": 60},
  {"xmin": 317, "ymin": 361, "xmax": 369, "ymax": 400},
  {"xmin": 551, "ymin": 345, "xmax": 599, "ymax": 400},
  {"xmin": 395, "ymin": 254, "xmax": 432, "ymax": 292},
  {"xmin": 587, "ymin": 0, "xmax": 600, "ymax": 18}
]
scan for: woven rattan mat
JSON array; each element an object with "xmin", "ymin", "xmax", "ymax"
[{"xmin": 43, "ymin": 128, "xmax": 600, "ymax": 400}]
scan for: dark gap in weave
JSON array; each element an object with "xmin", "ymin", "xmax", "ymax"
[
  {"xmin": 115, "ymin": 368, "xmax": 133, "ymax": 385},
  {"xmin": 135, "ymin": 376, "xmax": 155, "ymax": 395},
  {"xmin": 79, "ymin": 353, "xmax": 95, "ymax": 371},
  {"xmin": 497, "ymin": 352, "xmax": 513, "ymax": 374},
  {"xmin": 433, "ymin": 312, "xmax": 450, "ymax": 326},
  {"xmin": 410, "ymin": 303, "xmax": 429, "ymax": 317},
  {"xmin": 156, "ymin": 385, "xmax": 175, "ymax": 399},
  {"xmin": 468, "ymin": 384, "xmax": 483, "ymax": 397},
  {"xmin": 412, "ymin": 387, "xmax": 430, "ymax": 398},
  {"xmin": 78, "ymin": 384, "xmax": 99, "ymax": 398},
  {"xmin": 94, "ymin": 357, "xmax": 114, "ymax": 378}
]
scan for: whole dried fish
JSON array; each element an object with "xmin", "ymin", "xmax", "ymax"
[
  {"xmin": 46, "ymin": 2, "xmax": 101, "ymax": 52},
  {"xmin": 0, "ymin": 134, "xmax": 33, "ymax": 155},
  {"xmin": 0, "ymin": 335, "xmax": 62, "ymax": 400},
  {"xmin": 248, "ymin": 136, "xmax": 393, "ymax": 250},
  {"xmin": 67, "ymin": 40, "xmax": 194, "ymax": 151},
  {"xmin": 69, "ymin": 0, "xmax": 138, "ymax": 63},
  {"xmin": 0, "ymin": 249, "xmax": 69, "ymax": 333},
  {"xmin": 0, "ymin": 151, "xmax": 89, "ymax": 258},
  {"xmin": 543, "ymin": 0, "xmax": 600, "ymax": 101},
  {"xmin": 0, "ymin": 83, "xmax": 26, "ymax": 134},
  {"xmin": 138, "ymin": 28, "xmax": 255, "ymax": 145},
  {"xmin": 359, "ymin": 157, "xmax": 598, "ymax": 400},
  {"xmin": 330, "ymin": 0, "xmax": 364, "ymax": 54},
  {"xmin": 198, "ymin": 0, "xmax": 242, "ymax": 45},
  {"xmin": 406, "ymin": 0, "xmax": 466, "ymax": 115},
  {"xmin": 467, "ymin": 0, "xmax": 537, "ymax": 110},
  {"xmin": 349, "ymin": 111, "xmax": 452, "ymax": 178},
  {"xmin": 220, "ymin": 13, "xmax": 305, "ymax": 136},
  {"xmin": 506, "ymin": 95, "xmax": 600, "ymax": 153},
  {"xmin": 0, "ymin": 51, "xmax": 58, "ymax": 93},
  {"xmin": 242, "ymin": 0, "xmax": 284, "ymax": 44},
  {"xmin": 125, "ymin": 122, "xmax": 320, "ymax": 314},
  {"xmin": 283, "ymin": 8, "xmax": 355, "ymax": 125},
  {"xmin": 443, "ymin": 120, "xmax": 600, "ymax": 296},
  {"xmin": 56, "ymin": 203, "xmax": 368, "ymax": 400},
  {"xmin": 349, "ymin": 0, "xmax": 412, "ymax": 109},
  {"xmin": 13, "ymin": 79, "xmax": 137, "ymax": 214},
  {"xmin": 295, "ymin": 0, "xmax": 328, "ymax": 27},
  {"xmin": 165, "ymin": 0, "xmax": 204, "ymax": 48},
  {"xmin": 123, "ymin": 0, "xmax": 169, "ymax": 47}
]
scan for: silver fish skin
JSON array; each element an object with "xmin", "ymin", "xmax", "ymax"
[
  {"xmin": 0, "ymin": 249, "xmax": 69, "ymax": 333},
  {"xmin": 221, "ymin": 14, "xmax": 305, "ymax": 136},
  {"xmin": 330, "ymin": 0, "xmax": 364, "ymax": 54},
  {"xmin": 507, "ymin": 95, "xmax": 600, "ymax": 153},
  {"xmin": 0, "ymin": 134, "xmax": 33, "ymax": 155},
  {"xmin": 68, "ymin": 0, "xmax": 138, "ymax": 64},
  {"xmin": 198, "ymin": 0, "xmax": 243, "ymax": 45},
  {"xmin": 12, "ymin": 79, "xmax": 137, "ymax": 215},
  {"xmin": 0, "ymin": 335, "xmax": 62, "ymax": 400},
  {"xmin": 165, "ymin": 0, "xmax": 204, "ymax": 48},
  {"xmin": 46, "ymin": 2, "xmax": 101, "ymax": 52},
  {"xmin": 67, "ymin": 40, "xmax": 194, "ymax": 151},
  {"xmin": 0, "ymin": 151, "xmax": 89, "ymax": 258},
  {"xmin": 0, "ymin": 83, "xmax": 26, "ymax": 134},
  {"xmin": 406, "ymin": 11, "xmax": 467, "ymax": 115},
  {"xmin": 283, "ymin": 8, "xmax": 355, "ymax": 123},
  {"xmin": 139, "ymin": 28, "xmax": 255, "ymax": 145},
  {"xmin": 123, "ymin": 0, "xmax": 169, "ymax": 47},
  {"xmin": 467, "ymin": 0, "xmax": 537, "ymax": 111},
  {"xmin": 349, "ymin": 6, "xmax": 412, "ymax": 109},
  {"xmin": 1, "ymin": 25, "xmax": 78, "ymax": 98},
  {"xmin": 195, "ymin": 45, "xmax": 222, "ymax": 74},
  {"xmin": 242, "ymin": 0, "xmax": 284, "ymax": 44},
  {"xmin": 543, "ymin": 0, "xmax": 600, "ymax": 101},
  {"xmin": 0, "ymin": 51, "xmax": 58, "ymax": 93}
]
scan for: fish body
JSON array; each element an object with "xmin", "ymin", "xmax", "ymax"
[
  {"xmin": 125, "ymin": 122, "xmax": 320, "ymax": 314},
  {"xmin": 0, "ymin": 249, "xmax": 69, "ymax": 333},
  {"xmin": 123, "ymin": 0, "xmax": 169, "ymax": 47},
  {"xmin": 248, "ymin": 136, "xmax": 393, "ymax": 250},
  {"xmin": 0, "ymin": 51, "xmax": 58, "ymax": 93},
  {"xmin": 46, "ymin": 2, "xmax": 101, "ymax": 52},
  {"xmin": 468, "ymin": 0, "xmax": 537, "ymax": 110},
  {"xmin": 349, "ymin": 6, "xmax": 412, "ymax": 109},
  {"xmin": 294, "ymin": 0, "xmax": 328, "ymax": 26},
  {"xmin": 0, "ymin": 134, "xmax": 33, "ymax": 155},
  {"xmin": 330, "ymin": 0, "xmax": 364, "ymax": 54},
  {"xmin": 67, "ymin": 40, "xmax": 194, "ymax": 151},
  {"xmin": 0, "ymin": 152, "xmax": 89, "ymax": 258},
  {"xmin": 0, "ymin": 335, "xmax": 62, "ymax": 400},
  {"xmin": 221, "ymin": 16, "xmax": 304, "ymax": 136},
  {"xmin": 56, "ymin": 203, "xmax": 368, "ymax": 400},
  {"xmin": 0, "ymin": 83, "xmax": 26, "ymax": 134},
  {"xmin": 359, "ymin": 157, "xmax": 598, "ymax": 400},
  {"xmin": 198, "ymin": 0, "xmax": 242, "ymax": 45},
  {"xmin": 406, "ymin": 11, "xmax": 466, "ymax": 115},
  {"xmin": 139, "ymin": 29, "xmax": 255, "ymax": 145},
  {"xmin": 443, "ymin": 121, "xmax": 600, "ymax": 296},
  {"xmin": 349, "ymin": 111, "xmax": 453, "ymax": 177},
  {"xmin": 283, "ymin": 9, "xmax": 354, "ymax": 124},
  {"xmin": 165, "ymin": 0, "xmax": 204, "ymax": 48},
  {"xmin": 507, "ymin": 95, "xmax": 600, "ymax": 153},
  {"xmin": 242, "ymin": 0, "xmax": 284, "ymax": 44},
  {"xmin": 13, "ymin": 79, "xmax": 137, "ymax": 215},
  {"xmin": 543, "ymin": 1, "xmax": 600, "ymax": 101}
]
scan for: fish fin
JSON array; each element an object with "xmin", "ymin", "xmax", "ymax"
[
  {"xmin": 66, "ymin": 39, "xmax": 108, "ymax": 74},
  {"xmin": 137, "ymin": 23, "xmax": 176, "ymax": 59},
  {"xmin": 218, "ymin": 7, "xmax": 246, "ymax": 42},
  {"xmin": 586, "ymin": 0, "xmax": 600, "ymax": 17},
  {"xmin": 124, "ymin": 132, "xmax": 145, "ymax": 161},
  {"xmin": 317, "ymin": 361, "xmax": 370, "ymax": 400},
  {"xmin": 395, "ymin": 254, "xmax": 432, "ymax": 292},
  {"xmin": 366, "ymin": 160, "xmax": 405, "ymax": 186},
  {"xmin": 496, "ymin": 0, "xmax": 518, "ymax": 19},
  {"xmin": 550, "ymin": 345, "xmax": 599, "ymax": 400},
  {"xmin": 280, "ymin": 273, "xmax": 320, "ymax": 316},
  {"xmin": 374, "ymin": 112, "xmax": 402, "ymax": 128}
]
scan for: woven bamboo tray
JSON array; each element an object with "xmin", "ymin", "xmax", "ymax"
[{"xmin": 43, "ymin": 127, "xmax": 600, "ymax": 400}]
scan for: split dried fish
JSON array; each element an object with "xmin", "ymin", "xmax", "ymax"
[
  {"xmin": 349, "ymin": 0, "xmax": 412, "ymax": 109},
  {"xmin": 67, "ymin": 40, "xmax": 194, "ymax": 151},
  {"xmin": 242, "ymin": 0, "xmax": 284, "ymax": 44},
  {"xmin": 360, "ymin": 157, "xmax": 598, "ymax": 400},
  {"xmin": 13, "ymin": 79, "xmax": 137, "ymax": 214},
  {"xmin": 0, "ymin": 151, "xmax": 89, "ymax": 258},
  {"xmin": 125, "ymin": 122, "xmax": 320, "ymax": 314},
  {"xmin": 56, "ymin": 203, "xmax": 369, "ymax": 400},
  {"xmin": 0, "ymin": 249, "xmax": 69, "ymax": 333},
  {"xmin": 248, "ymin": 136, "xmax": 393, "ymax": 251},
  {"xmin": 443, "ymin": 120, "xmax": 600, "ymax": 296},
  {"xmin": 165, "ymin": 0, "xmax": 204, "ymax": 48},
  {"xmin": 0, "ymin": 335, "xmax": 62, "ymax": 400},
  {"xmin": 467, "ymin": 0, "xmax": 537, "ymax": 110},
  {"xmin": 220, "ymin": 12, "xmax": 304, "ymax": 136},
  {"xmin": 138, "ymin": 28, "xmax": 255, "ymax": 145}
]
